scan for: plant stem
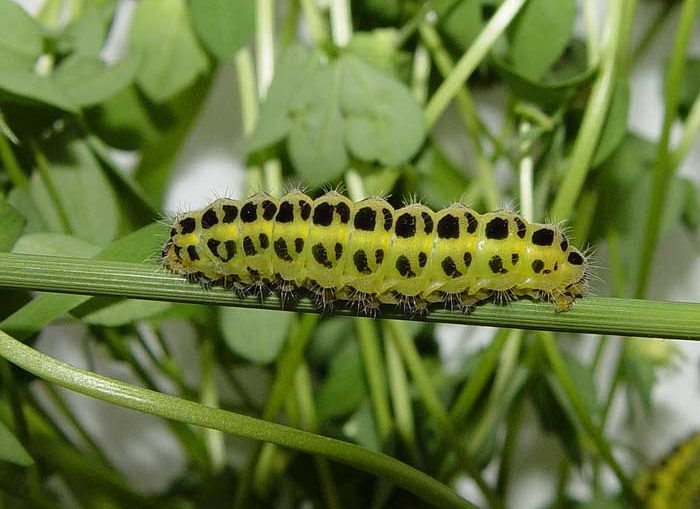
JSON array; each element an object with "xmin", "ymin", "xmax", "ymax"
[
  {"xmin": 329, "ymin": 0, "xmax": 352, "ymax": 47},
  {"xmin": 467, "ymin": 365, "xmax": 527, "ymax": 456},
  {"xmin": 672, "ymin": 90, "xmax": 700, "ymax": 168},
  {"xmin": 518, "ymin": 122, "xmax": 535, "ymax": 221},
  {"xmin": 235, "ymin": 48, "xmax": 264, "ymax": 194},
  {"xmin": 424, "ymin": 0, "xmax": 527, "ymax": 128},
  {"xmin": 449, "ymin": 330, "xmax": 508, "ymax": 424},
  {"xmin": 256, "ymin": 0, "xmax": 275, "ymax": 98},
  {"xmin": 550, "ymin": 0, "xmax": 630, "ymax": 220},
  {"xmin": 200, "ymin": 337, "xmax": 225, "ymax": 472},
  {"xmin": 31, "ymin": 142, "xmax": 72, "ymax": 234},
  {"xmin": 583, "ymin": 0, "xmax": 600, "ymax": 66},
  {"xmin": 496, "ymin": 395, "xmax": 525, "ymax": 497},
  {"xmin": 0, "ymin": 130, "xmax": 27, "ymax": 188},
  {"xmin": 411, "ymin": 43, "xmax": 431, "ymax": 106},
  {"xmin": 41, "ymin": 382, "xmax": 113, "ymax": 467},
  {"xmin": 294, "ymin": 364, "xmax": 343, "ymax": 509},
  {"xmin": 419, "ymin": 22, "xmax": 501, "ymax": 210},
  {"xmin": 252, "ymin": 0, "xmax": 284, "ymax": 196},
  {"xmin": 98, "ymin": 328, "xmax": 209, "ymax": 470},
  {"xmin": 2, "ymin": 253, "xmax": 699, "ymax": 339},
  {"xmin": 344, "ymin": 168, "xmax": 366, "ymax": 201},
  {"xmin": 0, "ymin": 358, "xmax": 29, "ymax": 445},
  {"xmin": 0, "ymin": 329, "xmax": 478, "ymax": 509},
  {"xmin": 635, "ymin": 0, "xmax": 698, "ymax": 298},
  {"xmin": 234, "ymin": 313, "xmax": 318, "ymax": 508},
  {"xmin": 236, "ymin": 49, "xmax": 259, "ymax": 138},
  {"xmin": 395, "ymin": 2, "xmax": 431, "ymax": 49},
  {"xmin": 599, "ymin": 342, "xmax": 628, "ymax": 431},
  {"xmin": 355, "ymin": 319, "xmax": 393, "ymax": 442},
  {"xmin": 280, "ymin": 0, "xmax": 300, "ymax": 49},
  {"xmin": 387, "ymin": 321, "xmax": 503, "ymax": 509},
  {"xmin": 383, "ymin": 328, "xmax": 421, "ymax": 465},
  {"xmin": 632, "ymin": 2, "xmax": 673, "ymax": 62},
  {"xmin": 539, "ymin": 332, "xmax": 638, "ymax": 503},
  {"xmin": 300, "ymin": 0, "xmax": 330, "ymax": 47}
]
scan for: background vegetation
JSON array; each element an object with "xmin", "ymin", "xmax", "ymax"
[{"xmin": 0, "ymin": 0, "xmax": 699, "ymax": 508}]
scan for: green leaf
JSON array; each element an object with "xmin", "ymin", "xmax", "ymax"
[
  {"xmin": 86, "ymin": 135, "xmax": 159, "ymax": 224},
  {"xmin": 344, "ymin": 400, "xmax": 380, "ymax": 451},
  {"xmin": 0, "ymin": 222, "xmax": 168, "ymax": 339},
  {"xmin": 0, "ymin": 0, "xmax": 44, "ymax": 71},
  {"xmin": 133, "ymin": 75, "xmax": 213, "ymax": 205},
  {"xmin": 57, "ymin": 4, "xmax": 111, "ymax": 56},
  {"xmin": 678, "ymin": 57, "xmax": 700, "ymax": 119},
  {"xmin": 288, "ymin": 65, "xmax": 347, "ymax": 187},
  {"xmin": 530, "ymin": 373, "xmax": 583, "ymax": 464},
  {"xmin": 12, "ymin": 232, "xmax": 101, "ymax": 257},
  {"xmin": 82, "ymin": 299, "xmax": 172, "ymax": 326},
  {"xmin": 0, "ymin": 70, "xmax": 78, "ymax": 112},
  {"xmin": 359, "ymin": 166, "xmax": 401, "ymax": 197},
  {"xmin": 681, "ymin": 178, "xmax": 700, "ymax": 232},
  {"xmin": 340, "ymin": 54, "xmax": 426, "ymax": 167},
  {"xmin": 0, "ymin": 107, "xmax": 19, "ymax": 143},
  {"xmin": 574, "ymin": 498, "xmax": 626, "ymax": 509},
  {"xmin": 29, "ymin": 139, "xmax": 120, "ymax": 246},
  {"xmin": 437, "ymin": 0, "xmax": 483, "ymax": 51},
  {"xmin": 359, "ymin": 0, "xmax": 401, "ymax": 21},
  {"xmin": 249, "ymin": 48, "xmax": 426, "ymax": 186},
  {"xmin": 54, "ymin": 54, "xmax": 140, "ymax": 107},
  {"xmin": 593, "ymin": 134, "xmax": 689, "ymax": 285},
  {"xmin": 86, "ymin": 86, "xmax": 161, "ymax": 151},
  {"xmin": 37, "ymin": 0, "xmax": 62, "ymax": 30},
  {"xmin": 594, "ymin": 135, "xmax": 655, "ymax": 234},
  {"xmin": 493, "ymin": 41, "xmax": 595, "ymax": 106},
  {"xmin": 591, "ymin": 80, "xmax": 630, "ymax": 167},
  {"xmin": 317, "ymin": 343, "xmax": 368, "ymax": 420},
  {"xmin": 0, "ymin": 420, "xmax": 33, "ymax": 467},
  {"xmin": 0, "ymin": 199, "xmax": 26, "ymax": 252},
  {"xmin": 189, "ymin": 0, "xmax": 255, "ymax": 62},
  {"xmin": 247, "ymin": 45, "xmax": 323, "ymax": 153},
  {"xmin": 307, "ymin": 316, "xmax": 353, "ymax": 364},
  {"xmin": 561, "ymin": 356, "xmax": 598, "ymax": 415},
  {"xmin": 218, "ymin": 308, "xmax": 293, "ymax": 364},
  {"xmin": 130, "ymin": 0, "xmax": 209, "ymax": 102},
  {"xmin": 345, "ymin": 29, "xmax": 401, "ymax": 74},
  {"xmin": 414, "ymin": 143, "xmax": 471, "ymax": 209},
  {"xmin": 622, "ymin": 345, "xmax": 657, "ymax": 413},
  {"xmin": 6, "ymin": 186, "xmax": 47, "ymax": 234},
  {"xmin": 508, "ymin": 0, "xmax": 577, "ymax": 81}
]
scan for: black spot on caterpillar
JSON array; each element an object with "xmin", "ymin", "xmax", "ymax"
[{"xmin": 162, "ymin": 191, "xmax": 589, "ymax": 314}]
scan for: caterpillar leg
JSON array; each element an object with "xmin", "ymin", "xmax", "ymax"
[
  {"xmin": 338, "ymin": 287, "xmax": 381, "ymax": 316},
  {"xmin": 307, "ymin": 280, "xmax": 337, "ymax": 311},
  {"xmin": 551, "ymin": 292, "xmax": 576, "ymax": 312},
  {"xmin": 458, "ymin": 290, "xmax": 490, "ymax": 312},
  {"xmin": 275, "ymin": 275, "xmax": 301, "ymax": 307}
]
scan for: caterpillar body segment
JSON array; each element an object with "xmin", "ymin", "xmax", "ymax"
[{"xmin": 162, "ymin": 191, "xmax": 588, "ymax": 314}]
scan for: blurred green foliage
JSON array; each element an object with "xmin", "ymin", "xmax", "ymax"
[{"xmin": 0, "ymin": 1, "xmax": 698, "ymax": 509}]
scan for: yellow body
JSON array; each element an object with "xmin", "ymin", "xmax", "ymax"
[{"xmin": 162, "ymin": 191, "xmax": 588, "ymax": 312}]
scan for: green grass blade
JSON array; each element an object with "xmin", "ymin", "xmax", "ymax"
[
  {"xmin": 0, "ymin": 329, "xmax": 477, "ymax": 509},
  {"xmin": 0, "ymin": 253, "xmax": 698, "ymax": 340}
]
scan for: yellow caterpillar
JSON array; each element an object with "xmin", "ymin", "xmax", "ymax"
[
  {"xmin": 162, "ymin": 191, "xmax": 588, "ymax": 313},
  {"xmin": 636, "ymin": 433, "xmax": 700, "ymax": 509}
]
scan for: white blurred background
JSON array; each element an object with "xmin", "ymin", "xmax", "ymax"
[{"xmin": 12, "ymin": 1, "xmax": 700, "ymax": 508}]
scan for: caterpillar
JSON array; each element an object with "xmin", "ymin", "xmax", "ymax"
[
  {"xmin": 636, "ymin": 433, "xmax": 700, "ymax": 509},
  {"xmin": 161, "ymin": 191, "xmax": 588, "ymax": 314}
]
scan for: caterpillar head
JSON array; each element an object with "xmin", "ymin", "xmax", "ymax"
[
  {"xmin": 560, "ymin": 247, "xmax": 587, "ymax": 295},
  {"xmin": 161, "ymin": 214, "xmax": 202, "ymax": 276}
]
